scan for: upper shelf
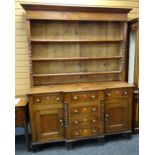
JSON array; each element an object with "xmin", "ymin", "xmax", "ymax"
[{"xmin": 31, "ymin": 39, "xmax": 123, "ymax": 43}]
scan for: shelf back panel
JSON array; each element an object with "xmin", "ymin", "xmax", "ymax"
[{"xmin": 30, "ymin": 20, "xmax": 124, "ymax": 85}]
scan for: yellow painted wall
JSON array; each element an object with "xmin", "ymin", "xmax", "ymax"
[{"xmin": 15, "ymin": 0, "xmax": 139, "ymax": 96}]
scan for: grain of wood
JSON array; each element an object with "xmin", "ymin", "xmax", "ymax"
[{"xmin": 15, "ymin": 0, "xmax": 139, "ymax": 96}]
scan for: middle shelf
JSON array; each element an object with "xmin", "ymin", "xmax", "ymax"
[{"xmin": 33, "ymin": 71, "xmax": 122, "ymax": 77}]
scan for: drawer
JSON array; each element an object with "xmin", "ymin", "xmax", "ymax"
[
  {"xmin": 72, "ymin": 127, "xmax": 99, "ymax": 139},
  {"xmin": 105, "ymin": 88, "xmax": 131, "ymax": 99},
  {"xmin": 33, "ymin": 93, "xmax": 63, "ymax": 105},
  {"xmin": 71, "ymin": 106, "xmax": 98, "ymax": 115},
  {"xmin": 71, "ymin": 116, "xmax": 99, "ymax": 127},
  {"xmin": 15, "ymin": 110, "xmax": 23, "ymax": 126},
  {"xmin": 70, "ymin": 91, "xmax": 99, "ymax": 103}
]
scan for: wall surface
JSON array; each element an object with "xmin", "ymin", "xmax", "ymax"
[{"xmin": 15, "ymin": 0, "xmax": 139, "ymax": 96}]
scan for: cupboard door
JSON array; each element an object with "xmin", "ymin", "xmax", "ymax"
[
  {"xmin": 105, "ymin": 99, "xmax": 130, "ymax": 133},
  {"xmin": 34, "ymin": 108, "xmax": 64, "ymax": 142}
]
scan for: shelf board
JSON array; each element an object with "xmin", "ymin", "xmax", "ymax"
[
  {"xmin": 33, "ymin": 71, "xmax": 122, "ymax": 77},
  {"xmin": 31, "ymin": 39, "xmax": 123, "ymax": 43},
  {"xmin": 31, "ymin": 56, "xmax": 123, "ymax": 61}
]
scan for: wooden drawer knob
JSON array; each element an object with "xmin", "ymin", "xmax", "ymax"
[
  {"xmin": 74, "ymin": 109, "xmax": 78, "ymax": 113},
  {"xmin": 107, "ymin": 93, "xmax": 111, "ymax": 97},
  {"xmin": 73, "ymin": 96, "xmax": 78, "ymax": 100},
  {"xmin": 36, "ymin": 98, "xmax": 40, "ymax": 102},
  {"xmin": 75, "ymin": 132, "xmax": 79, "ymax": 136},
  {"xmin": 105, "ymin": 114, "xmax": 109, "ymax": 118},
  {"xmin": 115, "ymin": 91, "xmax": 119, "ymax": 94},
  {"xmin": 83, "ymin": 118, "xmax": 87, "ymax": 122},
  {"xmin": 46, "ymin": 96, "xmax": 50, "ymax": 100},
  {"xmin": 74, "ymin": 121, "xmax": 79, "ymax": 125},
  {"xmin": 91, "ymin": 95, "xmax": 96, "ymax": 99},
  {"xmin": 56, "ymin": 97, "xmax": 60, "ymax": 101},
  {"xmin": 92, "ymin": 119, "xmax": 96, "ymax": 123},
  {"xmin": 92, "ymin": 129, "xmax": 96, "ymax": 133},
  {"xmin": 124, "ymin": 91, "xmax": 128, "ymax": 95},
  {"xmin": 92, "ymin": 108, "xmax": 96, "ymax": 112},
  {"xmin": 83, "ymin": 107, "xmax": 86, "ymax": 111},
  {"xmin": 84, "ymin": 129, "xmax": 87, "ymax": 133},
  {"xmin": 83, "ymin": 94, "xmax": 86, "ymax": 98}
]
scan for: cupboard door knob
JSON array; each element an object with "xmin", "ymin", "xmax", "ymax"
[
  {"xmin": 59, "ymin": 119, "xmax": 63, "ymax": 123},
  {"xmin": 75, "ymin": 132, "xmax": 79, "ymax": 136},
  {"xmin": 91, "ymin": 95, "xmax": 96, "ymax": 99},
  {"xmin": 92, "ymin": 129, "xmax": 96, "ymax": 133},
  {"xmin": 105, "ymin": 118, "xmax": 108, "ymax": 121},
  {"xmin": 56, "ymin": 97, "xmax": 60, "ymax": 101}
]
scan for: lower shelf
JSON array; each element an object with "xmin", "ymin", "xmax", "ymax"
[{"xmin": 33, "ymin": 71, "xmax": 122, "ymax": 77}]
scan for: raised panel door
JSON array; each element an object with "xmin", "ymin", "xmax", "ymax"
[
  {"xmin": 34, "ymin": 108, "xmax": 64, "ymax": 142},
  {"xmin": 105, "ymin": 99, "xmax": 130, "ymax": 133}
]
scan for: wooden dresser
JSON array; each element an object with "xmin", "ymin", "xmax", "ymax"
[{"xmin": 21, "ymin": 3, "xmax": 133, "ymax": 151}]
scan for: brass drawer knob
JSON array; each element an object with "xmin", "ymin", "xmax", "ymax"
[
  {"xmin": 74, "ymin": 109, "xmax": 78, "ymax": 113},
  {"xmin": 56, "ymin": 97, "xmax": 60, "ymax": 101},
  {"xmin": 92, "ymin": 129, "xmax": 96, "ymax": 133},
  {"xmin": 92, "ymin": 119, "xmax": 96, "ymax": 123},
  {"xmin": 124, "ymin": 91, "xmax": 128, "ymax": 95},
  {"xmin": 115, "ymin": 91, "xmax": 119, "ymax": 94},
  {"xmin": 83, "ymin": 107, "xmax": 86, "ymax": 111},
  {"xmin": 36, "ymin": 99, "xmax": 40, "ymax": 102},
  {"xmin": 83, "ymin": 118, "xmax": 87, "ymax": 122},
  {"xmin": 91, "ymin": 95, "xmax": 96, "ymax": 99},
  {"xmin": 84, "ymin": 129, "xmax": 87, "ymax": 133},
  {"xmin": 73, "ymin": 96, "xmax": 78, "ymax": 100},
  {"xmin": 75, "ymin": 132, "xmax": 79, "ymax": 136},
  {"xmin": 83, "ymin": 94, "xmax": 86, "ymax": 98},
  {"xmin": 46, "ymin": 96, "xmax": 50, "ymax": 100},
  {"xmin": 107, "ymin": 93, "xmax": 111, "ymax": 97},
  {"xmin": 92, "ymin": 108, "xmax": 96, "ymax": 112},
  {"xmin": 74, "ymin": 121, "xmax": 78, "ymax": 124}
]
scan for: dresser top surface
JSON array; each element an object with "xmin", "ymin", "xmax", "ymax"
[
  {"xmin": 21, "ymin": 3, "xmax": 131, "ymax": 13},
  {"xmin": 27, "ymin": 81, "xmax": 134, "ymax": 95}
]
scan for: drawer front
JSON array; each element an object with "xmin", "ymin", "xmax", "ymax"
[
  {"xmin": 72, "ymin": 127, "xmax": 99, "ymax": 139},
  {"xmin": 71, "ymin": 116, "xmax": 99, "ymax": 127},
  {"xmin": 71, "ymin": 106, "xmax": 98, "ymax": 115},
  {"xmin": 15, "ymin": 110, "xmax": 23, "ymax": 126},
  {"xmin": 105, "ymin": 88, "xmax": 131, "ymax": 99},
  {"xmin": 70, "ymin": 91, "xmax": 99, "ymax": 103},
  {"xmin": 33, "ymin": 93, "xmax": 63, "ymax": 105}
]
